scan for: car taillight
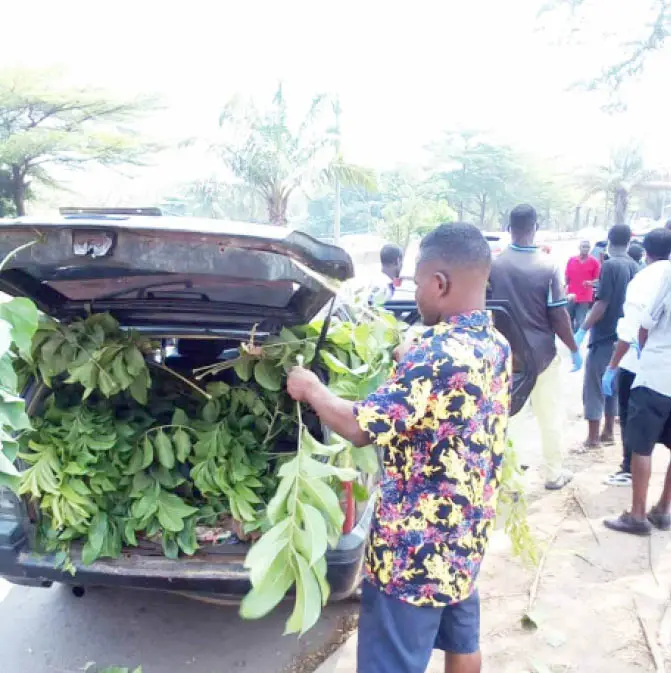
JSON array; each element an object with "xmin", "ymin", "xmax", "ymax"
[{"xmin": 340, "ymin": 481, "xmax": 355, "ymax": 535}]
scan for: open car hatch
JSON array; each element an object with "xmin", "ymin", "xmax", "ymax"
[{"xmin": 0, "ymin": 215, "xmax": 354, "ymax": 334}]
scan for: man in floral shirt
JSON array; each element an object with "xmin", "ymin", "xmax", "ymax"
[{"xmin": 288, "ymin": 222, "xmax": 511, "ymax": 673}]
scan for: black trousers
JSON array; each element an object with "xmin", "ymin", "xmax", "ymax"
[{"xmin": 618, "ymin": 368, "xmax": 636, "ymax": 473}]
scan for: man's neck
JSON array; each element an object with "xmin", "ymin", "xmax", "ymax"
[
  {"xmin": 511, "ymin": 236, "xmax": 535, "ymax": 247},
  {"xmin": 381, "ymin": 266, "xmax": 396, "ymax": 280},
  {"xmin": 609, "ymin": 245, "xmax": 628, "ymax": 258},
  {"xmin": 438, "ymin": 297, "xmax": 486, "ymax": 321},
  {"xmin": 579, "ymin": 254, "xmax": 588, "ymax": 261}
]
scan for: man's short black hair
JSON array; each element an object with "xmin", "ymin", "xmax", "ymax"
[
  {"xmin": 643, "ymin": 227, "xmax": 671, "ymax": 261},
  {"xmin": 419, "ymin": 222, "xmax": 491, "ymax": 271},
  {"xmin": 627, "ymin": 242, "xmax": 644, "ymax": 263},
  {"xmin": 607, "ymin": 224, "xmax": 632, "ymax": 247},
  {"xmin": 380, "ymin": 243, "xmax": 403, "ymax": 266},
  {"xmin": 509, "ymin": 204, "xmax": 537, "ymax": 235}
]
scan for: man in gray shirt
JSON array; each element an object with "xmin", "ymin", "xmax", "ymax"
[{"xmin": 489, "ymin": 204, "xmax": 582, "ymax": 490}]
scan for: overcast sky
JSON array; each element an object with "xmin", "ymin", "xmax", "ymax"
[{"xmin": 2, "ymin": 0, "xmax": 670, "ymax": 203}]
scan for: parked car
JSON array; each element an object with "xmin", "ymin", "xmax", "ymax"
[{"xmin": 0, "ymin": 210, "xmax": 536, "ymax": 599}]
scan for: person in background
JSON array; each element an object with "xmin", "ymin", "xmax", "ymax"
[
  {"xmin": 575, "ymin": 225, "xmax": 639, "ymax": 448},
  {"xmin": 565, "ymin": 240, "xmax": 601, "ymax": 331},
  {"xmin": 288, "ymin": 223, "xmax": 510, "ymax": 673},
  {"xmin": 601, "ymin": 228, "xmax": 671, "ymax": 486},
  {"xmin": 369, "ymin": 243, "xmax": 403, "ymax": 305},
  {"xmin": 489, "ymin": 204, "xmax": 581, "ymax": 491},
  {"xmin": 627, "ymin": 241, "xmax": 645, "ymax": 268},
  {"xmin": 665, "ymin": 219, "xmax": 671, "ymax": 230},
  {"xmin": 604, "ymin": 263, "xmax": 671, "ymax": 535}
]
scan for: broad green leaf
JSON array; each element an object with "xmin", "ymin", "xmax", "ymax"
[
  {"xmin": 284, "ymin": 553, "xmax": 322, "ymax": 635},
  {"xmin": 253, "ymin": 359, "xmax": 282, "ymax": 392},
  {"xmin": 0, "ymin": 391, "xmax": 31, "ymax": 430},
  {"xmin": 240, "ymin": 548, "xmax": 294, "ymax": 620},
  {"xmin": 162, "ymin": 534, "xmax": 179, "ymax": 559},
  {"xmin": 82, "ymin": 511, "xmax": 108, "ymax": 564},
  {"xmin": 313, "ymin": 556, "xmax": 330, "ymax": 605},
  {"xmin": 266, "ymin": 471, "xmax": 295, "ymax": 524},
  {"xmin": 233, "ymin": 355, "xmax": 254, "ymax": 382},
  {"xmin": 298, "ymin": 502, "xmax": 327, "ymax": 566},
  {"xmin": 302, "ymin": 477, "xmax": 344, "ymax": 533},
  {"xmin": 243, "ymin": 518, "xmax": 292, "ymax": 584},
  {"xmin": 327, "ymin": 379, "xmax": 360, "ymax": 399},
  {"xmin": 156, "ymin": 490, "xmax": 198, "ymax": 532},
  {"xmin": 0, "ymin": 319, "xmax": 12, "ymax": 359},
  {"xmin": 171, "ymin": 408, "xmax": 189, "ymax": 426},
  {"xmin": 124, "ymin": 346, "xmax": 146, "ymax": 376},
  {"xmin": 299, "ymin": 454, "xmax": 357, "ymax": 482},
  {"xmin": 173, "ymin": 428, "xmax": 191, "ymax": 463},
  {"xmin": 352, "ymin": 444, "xmax": 380, "ymax": 475},
  {"xmin": 155, "ymin": 431, "xmax": 175, "ymax": 469},
  {"xmin": 320, "ymin": 351, "xmax": 351, "ymax": 375},
  {"xmin": 0, "ymin": 353, "xmax": 18, "ymax": 392}
]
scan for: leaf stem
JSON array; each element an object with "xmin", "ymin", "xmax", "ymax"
[
  {"xmin": 155, "ymin": 364, "xmax": 212, "ymax": 399},
  {"xmin": 0, "ymin": 237, "xmax": 43, "ymax": 273}
]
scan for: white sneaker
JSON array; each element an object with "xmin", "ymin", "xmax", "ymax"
[
  {"xmin": 545, "ymin": 469, "xmax": 573, "ymax": 491},
  {"xmin": 603, "ymin": 471, "xmax": 632, "ymax": 487}
]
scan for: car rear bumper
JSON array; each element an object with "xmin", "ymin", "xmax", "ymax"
[{"xmin": 0, "ymin": 497, "xmax": 374, "ymax": 601}]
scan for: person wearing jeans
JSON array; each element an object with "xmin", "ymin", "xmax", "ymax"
[
  {"xmin": 601, "ymin": 228, "xmax": 671, "ymax": 485},
  {"xmin": 575, "ymin": 225, "xmax": 639, "ymax": 448}
]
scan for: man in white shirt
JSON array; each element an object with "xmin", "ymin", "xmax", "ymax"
[
  {"xmin": 368, "ymin": 243, "xmax": 403, "ymax": 305},
  {"xmin": 604, "ymin": 261, "xmax": 671, "ymax": 535},
  {"xmin": 601, "ymin": 228, "xmax": 671, "ymax": 486}
]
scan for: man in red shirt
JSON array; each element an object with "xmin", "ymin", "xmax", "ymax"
[{"xmin": 566, "ymin": 240, "xmax": 601, "ymax": 330}]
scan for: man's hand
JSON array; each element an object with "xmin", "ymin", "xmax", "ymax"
[
  {"xmin": 287, "ymin": 366, "xmax": 321, "ymax": 403},
  {"xmin": 570, "ymin": 349, "xmax": 583, "ymax": 372},
  {"xmin": 601, "ymin": 367, "xmax": 617, "ymax": 396}
]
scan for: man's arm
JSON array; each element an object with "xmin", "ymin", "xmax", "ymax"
[
  {"xmin": 548, "ymin": 306, "xmax": 578, "ymax": 352},
  {"xmin": 580, "ymin": 261, "xmax": 613, "ymax": 330},
  {"xmin": 581, "ymin": 300, "xmax": 608, "ymax": 330},
  {"xmin": 286, "ymin": 367, "xmax": 369, "ymax": 446},
  {"xmin": 608, "ymin": 340, "xmax": 631, "ymax": 369}
]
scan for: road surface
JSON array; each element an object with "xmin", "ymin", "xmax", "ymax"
[{"xmin": 0, "ymin": 579, "xmax": 355, "ymax": 673}]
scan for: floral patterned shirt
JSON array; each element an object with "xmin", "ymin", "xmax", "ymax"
[{"xmin": 354, "ymin": 311, "xmax": 511, "ymax": 607}]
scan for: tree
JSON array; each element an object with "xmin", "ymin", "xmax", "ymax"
[
  {"xmin": 375, "ymin": 171, "xmax": 457, "ymax": 249},
  {"xmin": 428, "ymin": 133, "xmax": 530, "ymax": 229},
  {"xmin": 212, "ymin": 85, "xmax": 376, "ymax": 226},
  {"xmin": 161, "ymin": 178, "xmax": 266, "ymax": 221},
  {"xmin": 542, "ymin": 1, "xmax": 671, "ymax": 98},
  {"xmin": 579, "ymin": 145, "xmax": 651, "ymax": 225},
  {"xmin": 0, "ymin": 68, "xmax": 157, "ymax": 215}
]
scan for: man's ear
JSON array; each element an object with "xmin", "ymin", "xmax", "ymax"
[{"xmin": 435, "ymin": 271, "xmax": 450, "ymax": 296}]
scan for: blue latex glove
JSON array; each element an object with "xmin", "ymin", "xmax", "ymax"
[
  {"xmin": 602, "ymin": 367, "xmax": 617, "ymax": 396},
  {"xmin": 571, "ymin": 349, "xmax": 583, "ymax": 372},
  {"xmin": 574, "ymin": 328, "xmax": 587, "ymax": 347},
  {"xmin": 631, "ymin": 340, "xmax": 642, "ymax": 359}
]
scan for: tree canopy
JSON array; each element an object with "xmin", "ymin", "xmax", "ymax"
[
  {"xmin": 0, "ymin": 68, "xmax": 157, "ymax": 215},
  {"xmin": 211, "ymin": 84, "xmax": 376, "ymax": 226}
]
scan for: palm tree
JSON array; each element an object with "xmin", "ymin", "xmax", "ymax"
[
  {"xmin": 214, "ymin": 85, "xmax": 376, "ymax": 227},
  {"xmin": 580, "ymin": 145, "xmax": 651, "ymax": 226}
]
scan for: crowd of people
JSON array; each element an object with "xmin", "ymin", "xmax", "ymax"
[{"xmin": 283, "ymin": 214, "xmax": 671, "ymax": 673}]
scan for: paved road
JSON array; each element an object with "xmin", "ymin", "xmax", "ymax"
[{"xmin": 0, "ymin": 579, "xmax": 355, "ymax": 673}]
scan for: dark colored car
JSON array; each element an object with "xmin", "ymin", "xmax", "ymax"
[{"xmin": 0, "ymin": 210, "xmax": 536, "ymax": 599}]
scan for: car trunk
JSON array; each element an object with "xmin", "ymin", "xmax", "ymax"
[{"xmin": 2, "ymin": 216, "xmax": 368, "ymax": 583}]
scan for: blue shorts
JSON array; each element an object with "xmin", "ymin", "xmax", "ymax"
[{"xmin": 357, "ymin": 581, "xmax": 480, "ymax": 673}]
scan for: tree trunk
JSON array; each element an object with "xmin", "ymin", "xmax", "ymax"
[
  {"xmin": 573, "ymin": 206, "xmax": 581, "ymax": 232},
  {"xmin": 614, "ymin": 187, "xmax": 628, "ymax": 226},
  {"xmin": 11, "ymin": 166, "xmax": 26, "ymax": 216},
  {"xmin": 479, "ymin": 194, "xmax": 487, "ymax": 227},
  {"xmin": 266, "ymin": 190, "xmax": 288, "ymax": 226}
]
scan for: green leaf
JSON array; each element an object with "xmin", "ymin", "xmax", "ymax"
[
  {"xmin": 243, "ymin": 518, "xmax": 292, "ymax": 585},
  {"xmin": 156, "ymin": 490, "xmax": 198, "ymax": 533},
  {"xmin": 0, "ymin": 391, "xmax": 31, "ymax": 430},
  {"xmin": 171, "ymin": 408, "xmax": 189, "ymax": 426},
  {"xmin": 173, "ymin": 428, "xmax": 191, "ymax": 463},
  {"xmin": 301, "ymin": 477, "xmax": 344, "ymax": 533},
  {"xmin": 253, "ymin": 359, "xmax": 282, "ymax": 392},
  {"xmin": 154, "ymin": 431, "xmax": 175, "ymax": 469},
  {"xmin": 319, "ymin": 351, "xmax": 351, "ymax": 375},
  {"xmin": 162, "ymin": 534, "xmax": 179, "ymax": 559},
  {"xmin": 240, "ymin": 548, "xmax": 294, "ymax": 620},
  {"xmin": 352, "ymin": 445, "xmax": 379, "ymax": 475},
  {"xmin": 266, "ymin": 469, "xmax": 295, "ymax": 525},
  {"xmin": 201, "ymin": 399, "xmax": 220, "ymax": 423},
  {"xmin": 124, "ymin": 346, "xmax": 146, "ymax": 376},
  {"xmin": 298, "ymin": 502, "xmax": 327, "ymax": 566},
  {"xmin": 284, "ymin": 553, "xmax": 322, "ymax": 635},
  {"xmin": 299, "ymin": 453, "xmax": 357, "ymax": 482},
  {"xmin": 0, "ymin": 353, "xmax": 18, "ymax": 392},
  {"xmin": 82, "ymin": 511, "xmax": 108, "ymax": 565},
  {"xmin": 233, "ymin": 355, "xmax": 254, "ymax": 382}
]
